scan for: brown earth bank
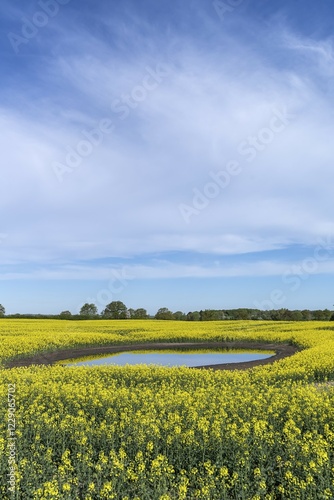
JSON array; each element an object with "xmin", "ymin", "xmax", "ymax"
[{"xmin": 5, "ymin": 342, "xmax": 300, "ymax": 370}]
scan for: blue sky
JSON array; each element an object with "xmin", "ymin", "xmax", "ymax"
[{"xmin": 1, "ymin": 0, "xmax": 334, "ymax": 315}]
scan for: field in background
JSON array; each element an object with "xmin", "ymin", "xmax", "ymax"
[{"xmin": 1, "ymin": 320, "xmax": 334, "ymax": 498}]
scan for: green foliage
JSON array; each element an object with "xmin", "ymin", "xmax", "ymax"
[
  {"xmin": 59, "ymin": 310, "xmax": 72, "ymax": 319},
  {"xmin": 132, "ymin": 308, "xmax": 149, "ymax": 319},
  {"xmin": 79, "ymin": 303, "xmax": 98, "ymax": 317},
  {"xmin": 173, "ymin": 311, "xmax": 186, "ymax": 321},
  {"xmin": 200, "ymin": 309, "xmax": 225, "ymax": 321},
  {"xmin": 186, "ymin": 311, "xmax": 200, "ymax": 321},
  {"xmin": 155, "ymin": 307, "xmax": 174, "ymax": 320},
  {"xmin": 102, "ymin": 301, "xmax": 128, "ymax": 319}
]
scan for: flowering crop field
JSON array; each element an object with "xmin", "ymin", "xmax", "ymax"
[{"xmin": 1, "ymin": 319, "xmax": 334, "ymax": 499}]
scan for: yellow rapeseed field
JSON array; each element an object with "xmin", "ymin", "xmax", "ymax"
[{"xmin": 1, "ymin": 319, "xmax": 334, "ymax": 499}]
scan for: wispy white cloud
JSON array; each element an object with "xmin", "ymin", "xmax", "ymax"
[
  {"xmin": 1, "ymin": 4, "xmax": 334, "ymax": 289},
  {"xmin": 2, "ymin": 255, "xmax": 334, "ymax": 281},
  {"xmin": 284, "ymin": 33, "xmax": 334, "ymax": 62}
]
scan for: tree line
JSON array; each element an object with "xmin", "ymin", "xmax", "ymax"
[{"xmin": 1, "ymin": 302, "xmax": 334, "ymax": 321}]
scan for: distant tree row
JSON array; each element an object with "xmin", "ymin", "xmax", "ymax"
[
  {"xmin": 59, "ymin": 302, "xmax": 150, "ymax": 320},
  {"xmin": 153, "ymin": 307, "xmax": 334, "ymax": 321},
  {"xmin": 1, "ymin": 302, "xmax": 334, "ymax": 321},
  {"xmin": 61, "ymin": 305, "xmax": 334, "ymax": 321}
]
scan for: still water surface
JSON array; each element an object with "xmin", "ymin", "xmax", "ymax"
[{"xmin": 66, "ymin": 349, "xmax": 274, "ymax": 367}]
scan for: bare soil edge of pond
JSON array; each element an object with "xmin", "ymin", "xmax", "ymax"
[{"xmin": 5, "ymin": 342, "xmax": 299, "ymax": 370}]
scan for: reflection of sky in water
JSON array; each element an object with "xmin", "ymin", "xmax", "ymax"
[{"xmin": 68, "ymin": 351, "xmax": 273, "ymax": 367}]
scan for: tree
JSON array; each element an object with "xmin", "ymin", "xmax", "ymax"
[
  {"xmin": 155, "ymin": 307, "xmax": 173, "ymax": 320},
  {"xmin": 173, "ymin": 311, "xmax": 186, "ymax": 321},
  {"xmin": 128, "ymin": 308, "xmax": 135, "ymax": 318},
  {"xmin": 186, "ymin": 311, "xmax": 200, "ymax": 321},
  {"xmin": 289, "ymin": 310, "xmax": 303, "ymax": 321},
  {"xmin": 232, "ymin": 309, "xmax": 251, "ymax": 320},
  {"xmin": 133, "ymin": 308, "xmax": 149, "ymax": 319},
  {"xmin": 0, "ymin": 304, "xmax": 5, "ymax": 317},
  {"xmin": 59, "ymin": 310, "xmax": 72, "ymax": 319},
  {"xmin": 301, "ymin": 309, "xmax": 312, "ymax": 321},
  {"xmin": 200, "ymin": 309, "xmax": 224, "ymax": 321},
  {"xmin": 269, "ymin": 308, "xmax": 289, "ymax": 321},
  {"xmin": 312, "ymin": 309, "xmax": 332, "ymax": 321},
  {"xmin": 102, "ymin": 301, "xmax": 128, "ymax": 319},
  {"xmin": 80, "ymin": 303, "xmax": 98, "ymax": 317}
]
